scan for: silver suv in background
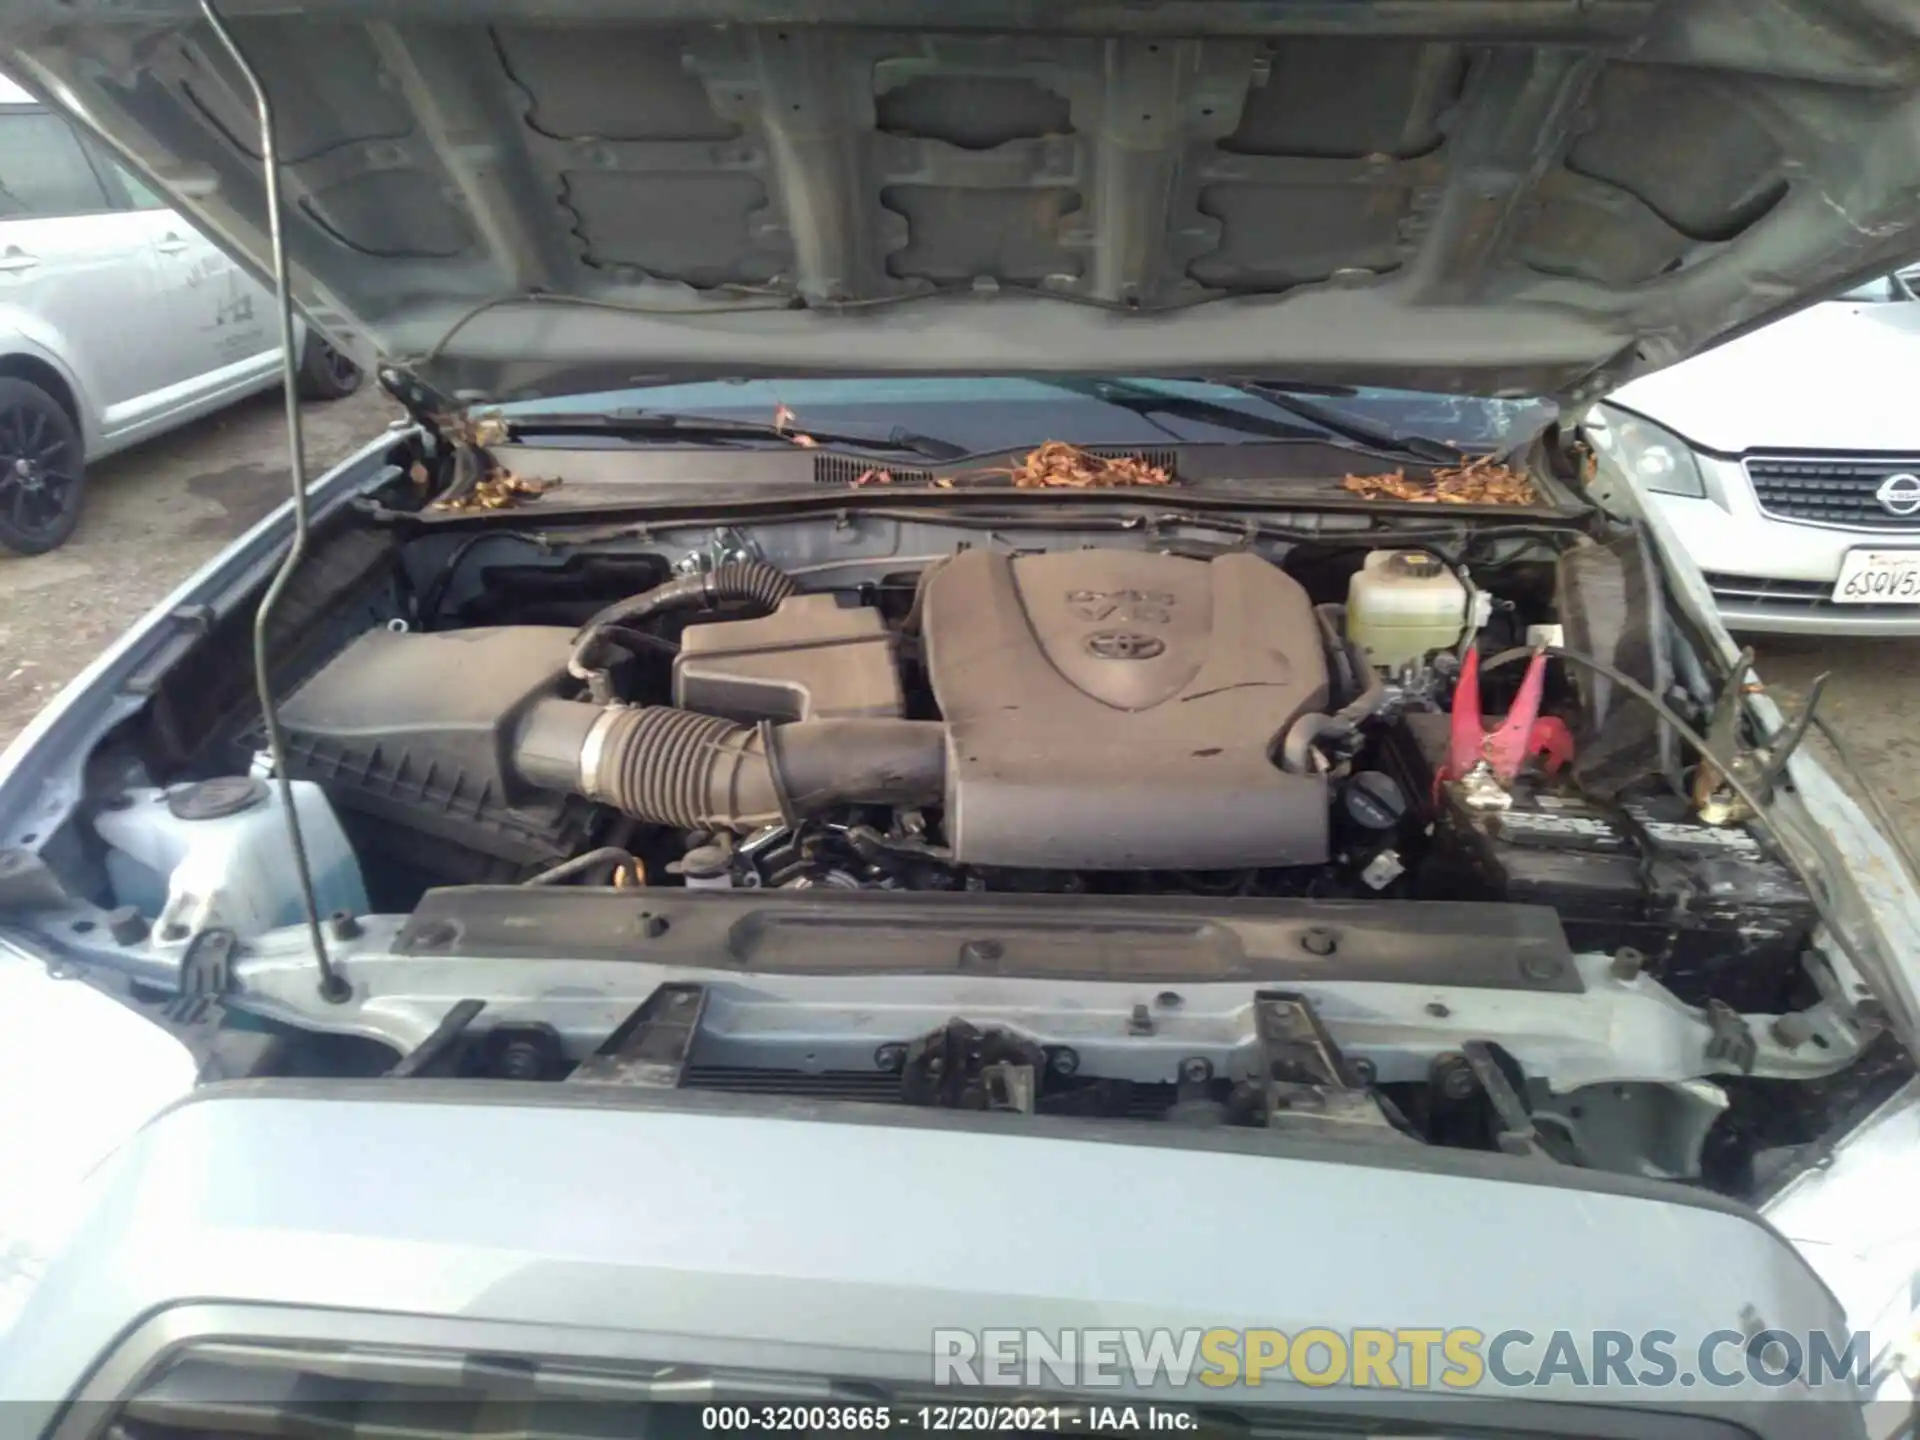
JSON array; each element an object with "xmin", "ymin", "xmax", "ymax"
[{"xmin": 0, "ymin": 74, "xmax": 360, "ymax": 556}]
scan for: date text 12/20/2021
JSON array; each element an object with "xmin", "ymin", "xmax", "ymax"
[{"xmin": 699, "ymin": 1407, "xmax": 1198, "ymax": 1432}]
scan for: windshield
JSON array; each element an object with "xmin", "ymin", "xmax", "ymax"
[
  {"xmin": 495, "ymin": 378, "xmax": 1557, "ymax": 456},
  {"xmin": 1838, "ymin": 273, "xmax": 1915, "ymax": 303}
]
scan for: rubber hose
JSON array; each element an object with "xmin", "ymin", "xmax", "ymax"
[
  {"xmin": 568, "ymin": 560, "xmax": 799, "ymax": 700},
  {"xmin": 515, "ymin": 699, "xmax": 946, "ymax": 831},
  {"xmin": 1281, "ymin": 612, "xmax": 1388, "ymax": 773},
  {"xmin": 577, "ymin": 560, "xmax": 796, "ymax": 637},
  {"xmin": 523, "ymin": 847, "xmax": 640, "ymax": 886},
  {"xmin": 1333, "ymin": 636, "xmax": 1387, "ymax": 726},
  {"xmin": 595, "ymin": 707, "xmax": 775, "ymax": 829},
  {"xmin": 1314, "ymin": 604, "xmax": 1357, "ymax": 703},
  {"xmin": 1281, "ymin": 713, "xmax": 1342, "ymax": 774}
]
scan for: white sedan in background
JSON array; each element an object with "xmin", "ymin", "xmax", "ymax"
[
  {"xmin": 1, "ymin": 74, "xmax": 359, "ymax": 556},
  {"xmin": 1590, "ymin": 272, "xmax": 1920, "ymax": 634}
]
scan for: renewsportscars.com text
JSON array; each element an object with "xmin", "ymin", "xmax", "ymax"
[{"xmin": 932, "ymin": 1327, "xmax": 1872, "ymax": 1393}]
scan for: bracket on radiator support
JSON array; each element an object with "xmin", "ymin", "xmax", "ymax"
[
  {"xmin": 570, "ymin": 982, "xmax": 710, "ymax": 1088},
  {"xmin": 1460, "ymin": 1039, "xmax": 1547, "ymax": 1159},
  {"xmin": 388, "ymin": 997, "xmax": 487, "ymax": 1077},
  {"xmin": 901, "ymin": 1018, "xmax": 1047, "ymax": 1112},
  {"xmin": 1252, "ymin": 990, "xmax": 1415, "ymax": 1144},
  {"xmin": 167, "ymin": 928, "xmax": 236, "ymax": 1029}
]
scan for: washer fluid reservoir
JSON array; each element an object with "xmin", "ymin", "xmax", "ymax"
[{"xmin": 94, "ymin": 777, "xmax": 368, "ymax": 939}]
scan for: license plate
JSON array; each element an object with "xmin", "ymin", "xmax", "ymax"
[{"xmin": 1832, "ymin": 549, "xmax": 1920, "ymax": 604}]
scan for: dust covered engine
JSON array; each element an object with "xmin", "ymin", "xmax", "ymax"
[{"xmin": 921, "ymin": 549, "xmax": 1332, "ymax": 869}]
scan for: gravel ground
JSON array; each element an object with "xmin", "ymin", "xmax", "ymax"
[
  {"xmin": 4, "ymin": 396, "xmax": 1918, "ymax": 848},
  {"xmin": 1, "ymin": 385, "xmax": 393, "ymax": 749}
]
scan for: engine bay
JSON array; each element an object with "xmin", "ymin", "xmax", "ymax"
[
  {"xmin": 5, "ymin": 478, "xmax": 1909, "ymax": 1201},
  {"xmin": 257, "ymin": 526, "xmax": 1821, "ymax": 1020}
]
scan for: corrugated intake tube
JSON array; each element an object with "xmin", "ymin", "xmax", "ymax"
[
  {"xmin": 514, "ymin": 699, "xmax": 947, "ymax": 831},
  {"xmin": 568, "ymin": 560, "xmax": 800, "ymax": 702}
]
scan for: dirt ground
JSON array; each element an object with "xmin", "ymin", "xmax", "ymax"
[
  {"xmin": 3, "ymin": 394, "xmax": 1918, "ymax": 847},
  {"xmin": 1, "ymin": 386, "xmax": 393, "ymax": 748}
]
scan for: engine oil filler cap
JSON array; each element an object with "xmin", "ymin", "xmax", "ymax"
[{"xmin": 167, "ymin": 776, "xmax": 270, "ymax": 822}]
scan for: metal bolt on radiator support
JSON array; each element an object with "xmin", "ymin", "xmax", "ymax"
[
  {"xmin": 1430, "ymin": 1052, "xmax": 1479, "ymax": 1102},
  {"xmin": 106, "ymin": 905, "xmax": 149, "ymax": 946},
  {"xmin": 1520, "ymin": 950, "xmax": 1562, "ymax": 983}
]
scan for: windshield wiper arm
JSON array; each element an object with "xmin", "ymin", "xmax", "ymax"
[
  {"xmin": 1037, "ymin": 378, "xmax": 1462, "ymax": 466},
  {"xmin": 1219, "ymin": 381, "xmax": 1464, "ymax": 465},
  {"xmin": 499, "ymin": 408, "xmax": 970, "ymax": 461}
]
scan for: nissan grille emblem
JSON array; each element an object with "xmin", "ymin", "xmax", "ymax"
[
  {"xmin": 1876, "ymin": 472, "xmax": 1920, "ymax": 517},
  {"xmin": 1084, "ymin": 630, "xmax": 1165, "ymax": 661}
]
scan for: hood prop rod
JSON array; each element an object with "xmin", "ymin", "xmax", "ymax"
[{"xmin": 201, "ymin": 0, "xmax": 347, "ymax": 1003}]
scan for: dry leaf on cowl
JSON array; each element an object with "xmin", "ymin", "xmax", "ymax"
[
  {"xmin": 442, "ymin": 412, "xmax": 509, "ymax": 449},
  {"xmin": 430, "ymin": 469, "xmax": 560, "ymax": 513},
  {"xmin": 773, "ymin": 403, "xmax": 819, "ymax": 447},
  {"xmin": 1341, "ymin": 451, "xmax": 1536, "ymax": 506},
  {"xmin": 1002, "ymin": 441, "xmax": 1173, "ymax": 489}
]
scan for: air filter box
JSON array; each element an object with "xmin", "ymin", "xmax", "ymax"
[
  {"xmin": 674, "ymin": 594, "xmax": 903, "ymax": 722},
  {"xmin": 276, "ymin": 626, "xmax": 596, "ymax": 888}
]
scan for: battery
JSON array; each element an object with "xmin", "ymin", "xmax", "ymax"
[{"xmin": 1387, "ymin": 711, "xmax": 1816, "ymax": 1011}]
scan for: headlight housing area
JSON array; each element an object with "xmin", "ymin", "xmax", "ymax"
[{"xmin": 1585, "ymin": 405, "xmax": 1708, "ymax": 498}]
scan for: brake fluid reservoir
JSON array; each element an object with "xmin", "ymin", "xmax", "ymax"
[
  {"xmin": 1346, "ymin": 550, "xmax": 1472, "ymax": 669},
  {"xmin": 94, "ymin": 778, "xmax": 368, "ymax": 939}
]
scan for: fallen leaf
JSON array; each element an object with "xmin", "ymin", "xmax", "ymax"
[
  {"xmin": 833, "ymin": 440, "xmax": 1171, "ymax": 490},
  {"xmin": 1342, "ymin": 452, "xmax": 1536, "ymax": 506},
  {"xmin": 995, "ymin": 441, "xmax": 1173, "ymax": 489},
  {"xmin": 442, "ymin": 412, "xmax": 509, "ymax": 449},
  {"xmin": 772, "ymin": 402, "xmax": 818, "ymax": 447},
  {"xmin": 430, "ymin": 468, "xmax": 561, "ymax": 513}
]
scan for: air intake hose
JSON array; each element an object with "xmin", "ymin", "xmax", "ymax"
[
  {"xmin": 514, "ymin": 699, "xmax": 947, "ymax": 831},
  {"xmin": 568, "ymin": 560, "xmax": 800, "ymax": 702}
]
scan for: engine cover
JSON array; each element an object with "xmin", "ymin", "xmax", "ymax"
[{"xmin": 922, "ymin": 549, "xmax": 1331, "ymax": 869}]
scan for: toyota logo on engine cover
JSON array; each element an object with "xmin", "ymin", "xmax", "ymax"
[
  {"xmin": 1084, "ymin": 630, "xmax": 1166, "ymax": 660},
  {"xmin": 1876, "ymin": 472, "xmax": 1920, "ymax": 516}
]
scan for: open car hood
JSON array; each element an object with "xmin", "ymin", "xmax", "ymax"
[{"xmin": 8, "ymin": 0, "xmax": 1920, "ymax": 405}]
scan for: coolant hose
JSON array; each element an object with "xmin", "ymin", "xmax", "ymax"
[
  {"xmin": 568, "ymin": 560, "xmax": 799, "ymax": 702},
  {"xmin": 1281, "ymin": 606, "xmax": 1388, "ymax": 773},
  {"xmin": 1313, "ymin": 604, "xmax": 1357, "ymax": 701},
  {"xmin": 514, "ymin": 699, "xmax": 947, "ymax": 831}
]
